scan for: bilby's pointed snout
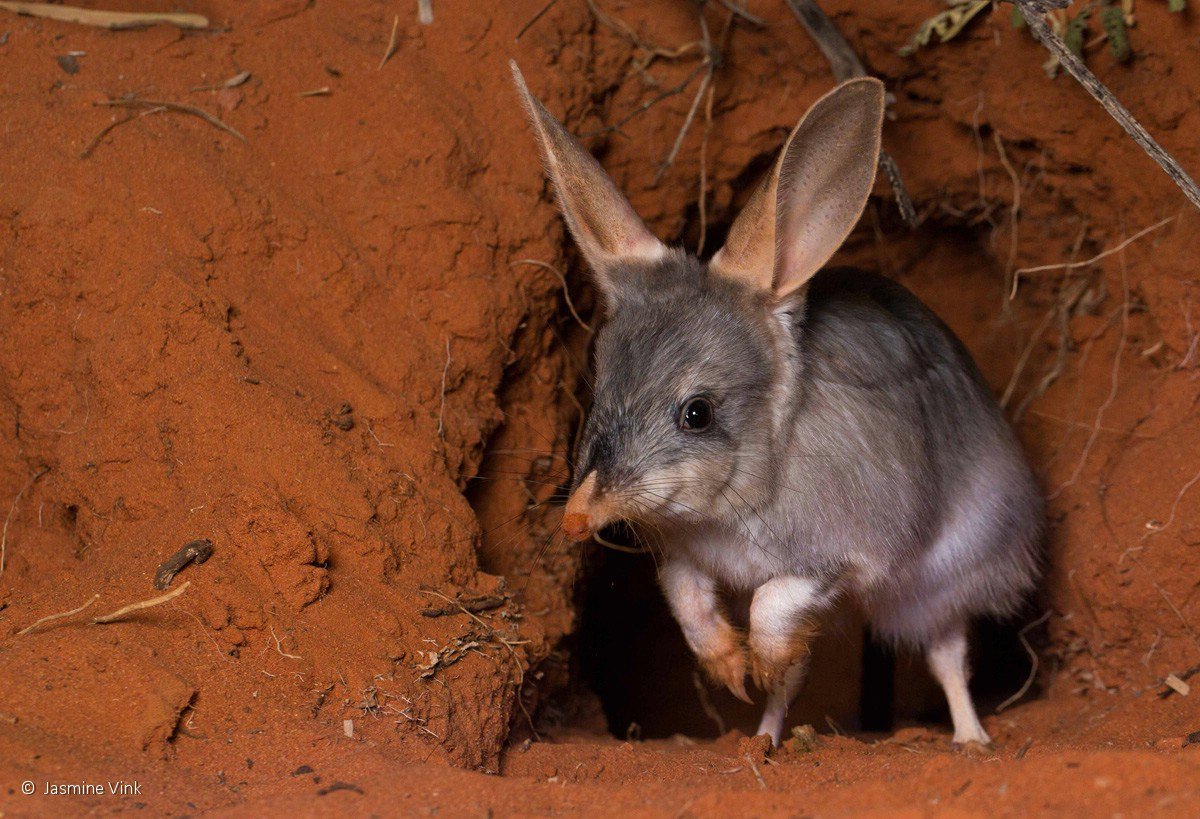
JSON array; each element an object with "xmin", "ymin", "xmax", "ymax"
[
  {"xmin": 562, "ymin": 472, "xmax": 611, "ymax": 543},
  {"xmin": 561, "ymin": 512, "xmax": 592, "ymax": 542}
]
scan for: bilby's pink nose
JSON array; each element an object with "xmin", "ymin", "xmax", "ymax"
[{"xmin": 562, "ymin": 512, "xmax": 592, "ymax": 542}]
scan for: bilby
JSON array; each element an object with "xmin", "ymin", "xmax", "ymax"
[{"xmin": 512, "ymin": 62, "xmax": 1043, "ymax": 746}]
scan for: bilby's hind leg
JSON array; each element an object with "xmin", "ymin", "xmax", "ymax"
[
  {"xmin": 926, "ymin": 627, "xmax": 991, "ymax": 745},
  {"xmin": 755, "ymin": 658, "xmax": 808, "ymax": 746},
  {"xmin": 747, "ymin": 575, "xmax": 830, "ymax": 746}
]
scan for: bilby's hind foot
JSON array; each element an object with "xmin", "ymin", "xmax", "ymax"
[
  {"xmin": 754, "ymin": 660, "xmax": 807, "ymax": 747},
  {"xmin": 955, "ymin": 739, "xmax": 996, "ymax": 758},
  {"xmin": 926, "ymin": 628, "xmax": 991, "ymax": 747}
]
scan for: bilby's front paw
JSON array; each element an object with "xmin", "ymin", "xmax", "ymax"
[
  {"xmin": 748, "ymin": 623, "xmax": 817, "ymax": 692},
  {"xmin": 697, "ymin": 636, "xmax": 751, "ymax": 704},
  {"xmin": 749, "ymin": 649, "xmax": 791, "ymax": 693}
]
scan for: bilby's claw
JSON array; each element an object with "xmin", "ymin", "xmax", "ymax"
[{"xmin": 699, "ymin": 642, "xmax": 751, "ymax": 704}]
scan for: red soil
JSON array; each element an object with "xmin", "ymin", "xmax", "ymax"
[{"xmin": 1, "ymin": 1, "xmax": 1198, "ymax": 815}]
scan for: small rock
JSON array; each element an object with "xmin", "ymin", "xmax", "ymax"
[
  {"xmin": 56, "ymin": 54, "xmax": 79, "ymax": 75},
  {"xmin": 790, "ymin": 724, "xmax": 820, "ymax": 753}
]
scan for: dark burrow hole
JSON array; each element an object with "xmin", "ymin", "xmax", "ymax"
[{"xmin": 571, "ymin": 523, "xmax": 1043, "ymax": 740}]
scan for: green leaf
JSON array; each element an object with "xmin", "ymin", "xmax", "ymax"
[
  {"xmin": 1168, "ymin": 0, "xmax": 1186, "ymax": 12},
  {"xmin": 1100, "ymin": 4, "xmax": 1131, "ymax": 63},
  {"xmin": 898, "ymin": 0, "xmax": 992, "ymax": 57},
  {"xmin": 1063, "ymin": 8, "xmax": 1090, "ymax": 58}
]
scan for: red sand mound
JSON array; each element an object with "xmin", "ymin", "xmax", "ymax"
[{"xmin": 1, "ymin": 1, "xmax": 1198, "ymax": 815}]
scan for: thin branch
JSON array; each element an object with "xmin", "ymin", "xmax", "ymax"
[
  {"xmin": 691, "ymin": 669, "xmax": 727, "ymax": 734},
  {"xmin": 516, "ymin": 0, "xmax": 559, "ymax": 41},
  {"xmin": 782, "ymin": 0, "xmax": 863, "ymax": 81},
  {"xmin": 996, "ymin": 610, "xmax": 1052, "ymax": 711},
  {"xmin": 95, "ymin": 98, "xmax": 246, "ymax": 142},
  {"xmin": 1049, "ymin": 231, "xmax": 1132, "ymax": 499},
  {"xmin": 270, "ymin": 624, "xmax": 303, "ymax": 659},
  {"xmin": 697, "ymin": 79, "xmax": 717, "ymax": 256},
  {"xmin": 0, "ymin": 2, "xmax": 207, "ymax": 30},
  {"xmin": 653, "ymin": 4, "xmax": 715, "ymax": 185},
  {"xmin": 378, "ymin": 15, "xmax": 399, "ymax": 70},
  {"xmin": 18, "ymin": 594, "xmax": 100, "ymax": 635},
  {"xmin": 993, "ymin": 130, "xmax": 1022, "ymax": 291},
  {"xmin": 510, "ymin": 259, "xmax": 592, "ymax": 333},
  {"xmin": 80, "ymin": 113, "xmax": 136, "ymax": 159},
  {"xmin": 716, "ymin": 0, "xmax": 764, "ymax": 27},
  {"xmin": 743, "ymin": 753, "xmax": 768, "ymax": 789},
  {"xmin": 655, "ymin": 70, "xmax": 711, "ymax": 185},
  {"xmin": 436, "ymin": 338, "xmax": 452, "ymax": 439},
  {"xmin": 1011, "ymin": 216, "xmax": 1174, "ymax": 296},
  {"xmin": 92, "ymin": 581, "xmax": 190, "ymax": 624},
  {"xmin": 0, "ymin": 465, "xmax": 49, "ymax": 580},
  {"xmin": 1012, "ymin": 0, "xmax": 1200, "ymax": 212},
  {"xmin": 784, "ymin": 0, "xmax": 916, "ymax": 227}
]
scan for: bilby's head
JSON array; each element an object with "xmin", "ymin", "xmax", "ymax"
[{"xmin": 510, "ymin": 62, "xmax": 884, "ymax": 542}]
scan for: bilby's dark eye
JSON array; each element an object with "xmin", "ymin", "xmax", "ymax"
[{"xmin": 679, "ymin": 396, "xmax": 713, "ymax": 432}]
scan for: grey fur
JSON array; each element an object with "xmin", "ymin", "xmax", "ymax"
[{"xmin": 574, "ymin": 257, "xmax": 1043, "ymax": 648}]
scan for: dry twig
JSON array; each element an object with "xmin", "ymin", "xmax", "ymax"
[
  {"xmin": 1012, "ymin": 216, "xmax": 1174, "ymax": 297},
  {"xmin": 696, "ymin": 79, "xmax": 716, "ymax": 256},
  {"xmin": 1049, "ymin": 239, "xmax": 1131, "ymax": 499},
  {"xmin": 192, "ymin": 70, "xmax": 251, "ymax": 93},
  {"xmin": 17, "ymin": 594, "xmax": 99, "ymax": 635},
  {"xmin": 0, "ymin": 2, "xmax": 207, "ymax": 30},
  {"xmin": 95, "ymin": 98, "xmax": 246, "ymax": 142},
  {"xmin": 437, "ymin": 338, "xmax": 452, "ymax": 439},
  {"xmin": 379, "ymin": 15, "xmax": 399, "ymax": 70},
  {"xmin": 992, "ymin": 130, "xmax": 1022, "ymax": 292},
  {"xmin": 92, "ymin": 581, "xmax": 190, "ymax": 624},
  {"xmin": 270, "ymin": 624, "xmax": 303, "ymax": 659},
  {"xmin": 691, "ymin": 669, "xmax": 726, "ymax": 734},
  {"xmin": 716, "ymin": 0, "xmax": 764, "ymax": 27},
  {"xmin": 80, "ymin": 113, "xmax": 136, "ymax": 159},
  {"xmin": 0, "ymin": 465, "xmax": 49, "ymax": 580},
  {"xmin": 652, "ymin": 5, "xmax": 717, "ymax": 185},
  {"xmin": 516, "ymin": 0, "xmax": 559, "ymax": 41},
  {"xmin": 996, "ymin": 610, "xmax": 1052, "ymax": 711},
  {"xmin": 510, "ymin": 259, "xmax": 592, "ymax": 333},
  {"xmin": 743, "ymin": 753, "xmax": 768, "ymax": 789}
]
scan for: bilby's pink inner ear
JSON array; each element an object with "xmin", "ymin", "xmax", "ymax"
[
  {"xmin": 709, "ymin": 78, "xmax": 886, "ymax": 299},
  {"xmin": 510, "ymin": 61, "xmax": 666, "ymax": 303}
]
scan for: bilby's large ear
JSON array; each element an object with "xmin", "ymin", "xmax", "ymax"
[
  {"xmin": 709, "ymin": 78, "xmax": 885, "ymax": 299},
  {"xmin": 511, "ymin": 61, "xmax": 667, "ymax": 302}
]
